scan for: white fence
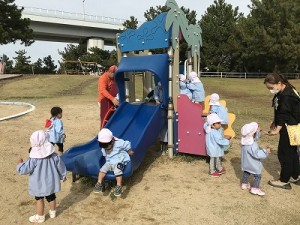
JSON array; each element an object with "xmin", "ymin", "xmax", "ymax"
[{"xmin": 199, "ymin": 72, "xmax": 300, "ymax": 79}]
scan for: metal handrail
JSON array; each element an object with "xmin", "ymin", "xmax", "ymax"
[{"xmin": 21, "ymin": 6, "xmax": 127, "ymax": 26}]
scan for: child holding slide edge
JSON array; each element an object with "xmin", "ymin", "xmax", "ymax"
[{"xmin": 94, "ymin": 128, "xmax": 134, "ymax": 196}]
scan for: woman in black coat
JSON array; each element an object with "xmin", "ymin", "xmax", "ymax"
[{"xmin": 264, "ymin": 73, "xmax": 300, "ymax": 189}]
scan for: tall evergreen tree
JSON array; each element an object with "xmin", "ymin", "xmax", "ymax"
[
  {"xmin": 0, "ymin": 0, "xmax": 34, "ymax": 46},
  {"xmin": 123, "ymin": 16, "xmax": 138, "ymax": 29},
  {"xmin": 13, "ymin": 50, "xmax": 31, "ymax": 74},
  {"xmin": 42, "ymin": 55, "xmax": 57, "ymax": 74},
  {"xmin": 33, "ymin": 58, "xmax": 43, "ymax": 74},
  {"xmin": 199, "ymin": 0, "xmax": 242, "ymax": 72},
  {"xmin": 237, "ymin": 0, "xmax": 300, "ymax": 72},
  {"xmin": 58, "ymin": 43, "xmax": 87, "ymax": 61}
]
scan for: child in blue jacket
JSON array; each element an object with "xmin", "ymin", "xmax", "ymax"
[
  {"xmin": 187, "ymin": 71, "xmax": 205, "ymax": 104},
  {"xmin": 94, "ymin": 128, "xmax": 134, "ymax": 196},
  {"xmin": 241, "ymin": 122, "xmax": 271, "ymax": 196},
  {"xmin": 179, "ymin": 74, "xmax": 192, "ymax": 100},
  {"xmin": 48, "ymin": 107, "xmax": 66, "ymax": 155},
  {"xmin": 16, "ymin": 130, "xmax": 66, "ymax": 223},
  {"xmin": 204, "ymin": 113, "xmax": 230, "ymax": 177},
  {"xmin": 209, "ymin": 93, "xmax": 228, "ymax": 125}
]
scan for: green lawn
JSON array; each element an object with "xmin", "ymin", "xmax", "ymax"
[{"xmin": 2, "ymin": 74, "xmax": 300, "ymax": 142}]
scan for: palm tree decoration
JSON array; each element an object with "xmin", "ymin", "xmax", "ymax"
[
  {"xmin": 188, "ymin": 24, "xmax": 203, "ymax": 57},
  {"xmin": 165, "ymin": 0, "xmax": 202, "ymax": 57},
  {"xmin": 165, "ymin": 0, "xmax": 190, "ymax": 49}
]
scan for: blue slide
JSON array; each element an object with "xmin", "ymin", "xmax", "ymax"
[
  {"xmin": 62, "ymin": 53, "xmax": 169, "ymax": 180},
  {"xmin": 61, "ymin": 102, "xmax": 165, "ymax": 180}
]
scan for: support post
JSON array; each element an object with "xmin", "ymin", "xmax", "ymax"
[
  {"xmin": 87, "ymin": 38, "xmax": 104, "ymax": 53},
  {"xmin": 168, "ymin": 47, "xmax": 174, "ymax": 158},
  {"xmin": 122, "ymin": 53, "xmax": 130, "ymax": 102},
  {"xmin": 187, "ymin": 51, "xmax": 192, "ymax": 74}
]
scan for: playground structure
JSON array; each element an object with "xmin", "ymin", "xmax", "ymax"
[
  {"xmin": 61, "ymin": 0, "xmax": 235, "ymax": 182},
  {"xmin": 59, "ymin": 60, "xmax": 102, "ymax": 75}
]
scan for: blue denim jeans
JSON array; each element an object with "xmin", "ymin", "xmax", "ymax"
[{"xmin": 242, "ymin": 171, "xmax": 261, "ymax": 188}]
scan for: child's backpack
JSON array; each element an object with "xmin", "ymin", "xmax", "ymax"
[{"xmin": 45, "ymin": 119, "xmax": 53, "ymax": 129}]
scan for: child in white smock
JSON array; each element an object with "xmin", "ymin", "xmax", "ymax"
[
  {"xmin": 204, "ymin": 113, "xmax": 230, "ymax": 177},
  {"xmin": 241, "ymin": 122, "xmax": 271, "ymax": 196},
  {"xmin": 16, "ymin": 130, "xmax": 67, "ymax": 223},
  {"xmin": 94, "ymin": 128, "xmax": 134, "ymax": 196},
  {"xmin": 179, "ymin": 74, "xmax": 192, "ymax": 100},
  {"xmin": 209, "ymin": 93, "xmax": 228, "ymax": 125},
  {"xmin": 187, "ymin": 71, "xmax": 205, "ymax": 104}
]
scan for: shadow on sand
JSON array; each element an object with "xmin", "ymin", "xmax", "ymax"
[{"xmin": 57, "ymin": 142, "xmax": 161, "ymax": 213}]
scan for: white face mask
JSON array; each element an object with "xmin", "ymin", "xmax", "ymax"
[{"xmin": 270, "ymin": 89, "xmax": 279, "ymax": 94}]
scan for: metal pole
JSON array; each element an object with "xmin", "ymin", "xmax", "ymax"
[
  {"xmin": 122, "ymin": 53, "xmax": 130, "ymax": 102},
  {"xmin": 168, "ymin": 47, "xmax": 174, "ymax": 158},
  {"xmin": 187, "ymin": 51, "xmax": 192, "ymax": 74},
  {"xmin": 82, "ymin": 0, "xmax": 86, "ymax": 21}
]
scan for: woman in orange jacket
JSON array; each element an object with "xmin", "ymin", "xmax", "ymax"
[{"xmin": 98, "ymin": 65, "xmax": 119, "ymax": 127}]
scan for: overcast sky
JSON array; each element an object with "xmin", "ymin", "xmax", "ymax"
[{"xmin": 0, "ymin": 0, "xmax": 251, "ymax": 65}]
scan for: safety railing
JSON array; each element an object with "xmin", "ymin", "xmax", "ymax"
[
  {"xmin": 21, "ymin": 6, "xmax": 127, "ymax": 26},
  {"xmin": 199, "ymin": 72, "xmax": 300, "ymax": 79}
]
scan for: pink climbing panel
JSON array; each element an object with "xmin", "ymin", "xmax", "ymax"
[{"xmin": 177, "ymin": 94, "xmax": 206, "ymax": 156}]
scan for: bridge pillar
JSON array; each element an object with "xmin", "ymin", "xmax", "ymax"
[{"xmin": 87, "ymin": 38, "xmax": 104, "ymax": 53}]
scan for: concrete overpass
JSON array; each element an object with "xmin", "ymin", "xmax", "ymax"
[{"xmin": 21, "ymin": 7, "xmax": 126, "ymax": 49}]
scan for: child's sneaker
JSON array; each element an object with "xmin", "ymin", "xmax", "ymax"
[
  {"xmin": 250, "ymin": 187, "xmax": 265, "ymax": 196},
  {"xmin": 49, "ymin": 210, "xmax": 56, "ymax": 219},
  {"xmin": 93, "ymin": 182, "xmax": 103, "ymax": 193},
  {"xmin": 241, "ymin": 183, "xmax": 251, "ymax": 190},
  {"xmin": 209, "ymin": 171, "xmax": 220, "ymax": 177},
  {"xmin": 29, "ymin": 214, "xmax": 45, "ymax": 223},
  {"xmin": 113, "ymin": 185, "xmax": 122, "ymax": 197},
  {"xmin": 217, "ymin": 168, "xmax": 226, "ymax": 174}
]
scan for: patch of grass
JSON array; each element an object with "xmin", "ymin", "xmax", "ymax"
[
  {"xmin": 0, "ymin": 75, "xmax": 97, "ymax": 100},
  {"xmin": 109, "ymin": 191, "xmax": 118, "ymax": 201},
  {"xmin": 19, "ymin": 200, "xmax": 32, "ymax": 206},
  {"xmin": 175, "ymin": 153, "xmax": 206, "ymax": 163}
]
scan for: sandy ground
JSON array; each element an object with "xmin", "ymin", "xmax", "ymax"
[
  {"xmin": 1, "ymin": 97, "xmax": 300, "ymax": 225},
  {"xmin": 0, "ymin": 104, "xmax": 31, "ymax": 118}
]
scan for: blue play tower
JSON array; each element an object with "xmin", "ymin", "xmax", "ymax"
[{"xmin": 61, "ymin": 0, "xmax": 204, "ymax": 182}]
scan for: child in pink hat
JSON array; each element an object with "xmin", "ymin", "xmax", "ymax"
[
  {"xmin": 204, "ymin": 113, "xmax": 231, "ymax": 177},
  {"xmin": 241, "ymin": 122, "xmax": 271, "ymax": 196},
  {"xmin": 94, "ymin": 128, "xmax": 134, "ymax": 196},
  {"xmin": 16, "ymin": 130, "xmax": 67, "ymax": 223}
]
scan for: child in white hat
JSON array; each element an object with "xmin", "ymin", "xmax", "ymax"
[
  {"xmin": 204, "ymin": 113, "xmax": 231, "ymax": 177},
  {"xmin": 241, "ymin": 122, "xmax": 271, "ymax": 196},
  {"xmin": 179, "ymin": 74, "xmax": 192, "ymax": 100},
  {"xmin": 187, "ymin": 71, "xmax": 205, "ymax": 104},
  {"xmin": 209, "ymin": 93, "xmax": 228, "ymax": 125},
  {"xmin": 94, "ymin": 128, "xmax": 134, "ymax": 196},
  {"xmin": 16, "ymin": 130, "xmax": 67, "ymax": 223}
]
